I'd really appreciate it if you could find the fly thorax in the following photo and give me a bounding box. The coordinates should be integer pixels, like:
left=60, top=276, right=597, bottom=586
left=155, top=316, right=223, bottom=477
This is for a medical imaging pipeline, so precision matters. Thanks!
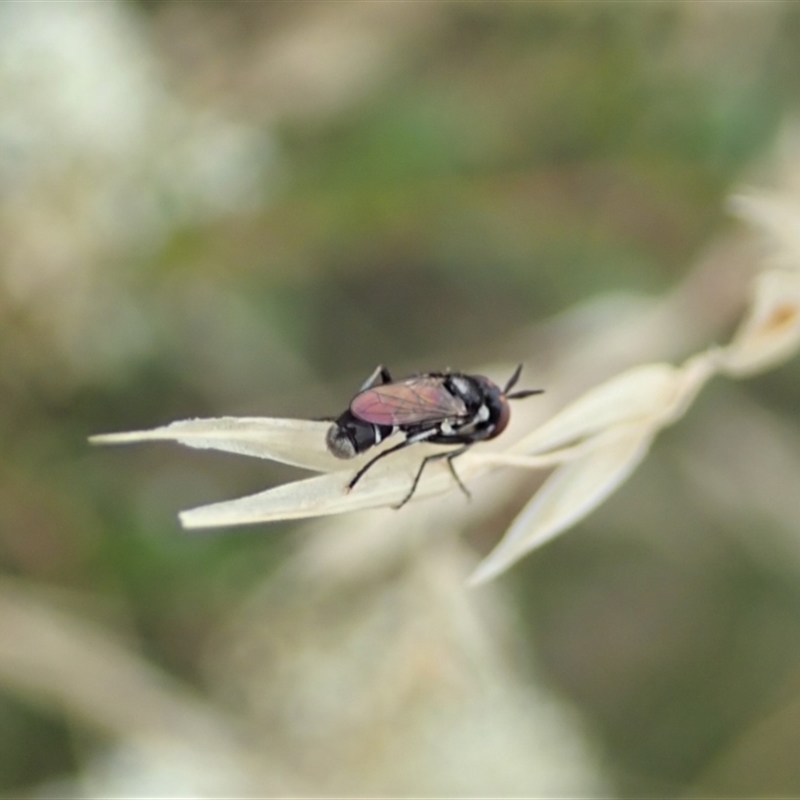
left=446, top=374, right=486, bottom=411
left=448, top=376, right=473, bottom=398
left=475, top=403, right=491, bottom=423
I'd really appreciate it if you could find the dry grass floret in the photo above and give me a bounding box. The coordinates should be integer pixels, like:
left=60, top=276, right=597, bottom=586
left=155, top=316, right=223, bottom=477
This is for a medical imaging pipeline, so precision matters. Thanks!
left=92, top=190, right=800, bottom=583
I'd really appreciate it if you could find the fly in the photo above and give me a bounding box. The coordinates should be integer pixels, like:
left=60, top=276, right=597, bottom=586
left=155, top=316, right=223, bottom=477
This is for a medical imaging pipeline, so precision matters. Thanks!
left=326, top=364, right=543, bottom=508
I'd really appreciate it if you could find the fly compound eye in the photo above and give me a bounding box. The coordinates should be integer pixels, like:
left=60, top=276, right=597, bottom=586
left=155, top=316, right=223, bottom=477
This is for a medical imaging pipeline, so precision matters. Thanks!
left=488, top=398, right=511, bottom=439
left=326, top=424, right=357, bottom=459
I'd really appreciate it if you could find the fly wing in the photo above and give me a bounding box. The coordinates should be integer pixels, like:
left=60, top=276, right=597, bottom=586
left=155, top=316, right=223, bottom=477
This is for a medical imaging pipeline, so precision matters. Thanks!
left=350, top=377, right=469, bottom=426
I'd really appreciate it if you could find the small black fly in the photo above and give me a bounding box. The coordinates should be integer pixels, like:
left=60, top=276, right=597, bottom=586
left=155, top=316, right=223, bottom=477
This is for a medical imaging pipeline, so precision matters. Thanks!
left=326, top=364, right=542, bottom=508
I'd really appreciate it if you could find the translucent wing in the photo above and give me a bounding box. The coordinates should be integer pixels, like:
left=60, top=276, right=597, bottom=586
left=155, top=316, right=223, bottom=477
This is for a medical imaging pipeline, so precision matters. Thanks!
left=350, top=377, right=469, bottom=426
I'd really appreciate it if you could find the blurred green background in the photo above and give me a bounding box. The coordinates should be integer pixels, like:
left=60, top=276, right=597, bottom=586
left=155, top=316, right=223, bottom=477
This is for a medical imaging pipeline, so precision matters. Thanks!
left=3, top=1, right=800, bottom=796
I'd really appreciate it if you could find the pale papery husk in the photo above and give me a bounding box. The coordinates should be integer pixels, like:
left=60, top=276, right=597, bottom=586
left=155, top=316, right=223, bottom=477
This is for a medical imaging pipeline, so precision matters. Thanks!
left=89, top=186, right=800, bottom=582
left=720, top=269, right=800, bottom=377
left=469, top=424, right=655, bottom=585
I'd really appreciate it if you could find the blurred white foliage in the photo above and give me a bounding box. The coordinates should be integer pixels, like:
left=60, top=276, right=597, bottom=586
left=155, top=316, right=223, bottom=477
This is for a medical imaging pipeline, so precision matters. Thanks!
left=75, top=738, right=260, bottom=800
left=0, top=580, right=304, bottom=798
left=0, top=1, right=271, bottom=380
left=205, top=527, right=608, bottom=797
left=153, top=1, right=446, bottom=124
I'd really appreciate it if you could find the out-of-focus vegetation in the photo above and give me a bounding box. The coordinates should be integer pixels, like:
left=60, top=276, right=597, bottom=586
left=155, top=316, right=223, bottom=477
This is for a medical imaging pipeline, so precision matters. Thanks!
left=3, top=2, right=800, bottom=796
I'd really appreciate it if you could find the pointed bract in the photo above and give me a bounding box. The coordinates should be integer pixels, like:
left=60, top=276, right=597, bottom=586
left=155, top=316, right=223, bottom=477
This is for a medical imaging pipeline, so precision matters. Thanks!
left=469, top=425, right=654, bottom=585
left=729, top=193, right=800, bottom=265
left=180, top=450, right=486, bottom=529
left=721, top=269, right=800, bottom=377
left=512, top=364, right=679, bottom=456
left=91, top=417, right=382, bottom=473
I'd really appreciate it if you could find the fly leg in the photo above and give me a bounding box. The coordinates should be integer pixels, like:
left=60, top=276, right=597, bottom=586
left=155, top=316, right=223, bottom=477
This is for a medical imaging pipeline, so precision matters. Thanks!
left=394, top=445, right=471, bottom=510
left=346, top=438, right=414, bottom=492
left=346, top=428, right=438, bottom=492
left=318, top=366, right=393, bottom=422
left=359, top=365, right=393, bottom=392
left=445, top=450, right=472, bottom=499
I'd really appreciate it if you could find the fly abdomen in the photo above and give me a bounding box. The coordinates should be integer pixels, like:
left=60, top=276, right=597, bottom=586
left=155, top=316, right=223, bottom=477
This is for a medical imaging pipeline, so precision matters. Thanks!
left=326, top=424, right=358, bottom=459
left=326, top=411, right=392, bottom=459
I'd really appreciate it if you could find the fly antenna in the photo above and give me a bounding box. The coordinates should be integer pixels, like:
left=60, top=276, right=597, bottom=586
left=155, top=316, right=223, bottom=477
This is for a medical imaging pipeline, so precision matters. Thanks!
left=503, top=364, right=524, bottom=394
left=503, top=364, right=543, bottom=398
left=507, top=388, right=544, bottom=400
